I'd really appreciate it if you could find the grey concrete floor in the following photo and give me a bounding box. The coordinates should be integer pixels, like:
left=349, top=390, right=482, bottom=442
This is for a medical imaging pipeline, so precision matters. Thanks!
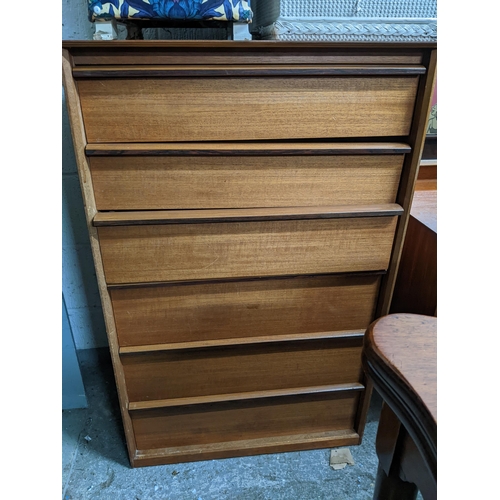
left=62, top=348, right=409, bottom=500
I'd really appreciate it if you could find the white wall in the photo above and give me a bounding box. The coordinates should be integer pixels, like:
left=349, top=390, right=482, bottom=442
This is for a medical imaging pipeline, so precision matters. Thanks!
left=62, top=0, right=106, bottom=349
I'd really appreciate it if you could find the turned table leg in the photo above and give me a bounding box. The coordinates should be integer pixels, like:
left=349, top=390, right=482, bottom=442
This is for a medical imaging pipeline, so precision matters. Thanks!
left=373, top=402, right=420, bottom=500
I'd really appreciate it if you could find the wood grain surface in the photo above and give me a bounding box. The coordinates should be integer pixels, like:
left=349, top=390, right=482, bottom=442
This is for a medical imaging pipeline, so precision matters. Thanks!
left=390, top=188, right=436, bottom=316
left=375, top=49, right=437, bottom=317
left=410, top=189, right=437, bottom=233
left=73, top=64, right=426, bottom=78
left=131, top=390, right=360, bottom=450
left=63, top=39, right=429, bottom=67
left=110, top=274, right=380, bottom=346
left=98, top=217, right=398, bottom=284
left=86, top=142, right=411, bottom=156
left=122, top=337, right=363, bottom=401
left=133, top=429, right=360, bottom=467
left=390, top=216, right=436, bottom=317
left=63, top=39, right=437, bottom=467
left=363, top=313, right=437, bottom=499
left=78, top=76, right=419, bottom=143
left=119, top=331, right=365, bottom=355
left=89, top=154, right=404, bottom=210
left=93, top=204, right=403, bottom=226
left=364, top=313, right=436, bottom=422
left=62, top=48, right=139, bottom=464
left=128, top=382, right=365, bottom=410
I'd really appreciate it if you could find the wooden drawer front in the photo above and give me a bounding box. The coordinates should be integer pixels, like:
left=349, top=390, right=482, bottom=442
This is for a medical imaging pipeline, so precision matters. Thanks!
left=98, top=217, right=398, bottom=284
left=78, top=77, right=418, bottom=143
left=111, top=275, right=380, bottom=347
left=132, top=391, right=360, bottom=450
left=90, top=154, right=404, bottom=211
left=122, top=338, right=362, bottom=401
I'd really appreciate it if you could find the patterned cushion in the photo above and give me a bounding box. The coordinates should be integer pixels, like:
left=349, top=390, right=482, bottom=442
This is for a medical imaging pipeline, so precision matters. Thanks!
left=89, top=0, right=253, bottom=22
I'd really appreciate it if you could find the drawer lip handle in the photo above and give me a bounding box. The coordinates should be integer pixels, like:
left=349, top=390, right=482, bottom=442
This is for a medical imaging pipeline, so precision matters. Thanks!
left=85, top=142, right=412, bottom=157
left=128, top=382, right=365, bottom=411
left=119, top=329, right=365, bottom=355
left=73, top=64, right=427, bottom=79
left=93, top=204, right=404, bottom=227
left=106, top=269, right=386, bottom=290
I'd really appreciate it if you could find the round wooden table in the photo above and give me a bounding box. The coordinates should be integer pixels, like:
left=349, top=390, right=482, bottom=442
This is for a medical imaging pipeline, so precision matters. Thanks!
left=362, top=313, right=437, bottom=500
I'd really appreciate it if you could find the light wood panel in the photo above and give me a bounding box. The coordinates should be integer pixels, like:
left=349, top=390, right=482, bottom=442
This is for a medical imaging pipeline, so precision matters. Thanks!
left=98, top=217, right=398, bottom=284
left=63, top=40, right=437, bottom=467
left=90, top=154, right=404, bottom=210
left=73, top=64, right=426, bottom=78
left=93, top=204, right=403, bottom=226
left=376, top=49, right=437, bottom=317
left=131, top=390, right=360, bottom=450
left=78, top=76, right=419, bottom=143
left=62, top=49, right=138, bottom=464
left=63, top=40, right=427, bottom=66
left=110, top=274, right=380, bottom=347
left=364, top=313, right=437, bottom=442
left=133, top=429, right=360, bottom=467
left=86, top=141, right=411, bottom=155
left=129, top=383, right=365, bottom=410
left=121, top=337, right=363, bottom=401
left=119, top=331, right=365, bottom=354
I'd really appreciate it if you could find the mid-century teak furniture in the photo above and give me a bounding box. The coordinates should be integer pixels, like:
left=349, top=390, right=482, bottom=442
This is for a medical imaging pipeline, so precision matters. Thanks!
left=390, top=160, right=437, bottom=316
left=62, top=40, right=437, bottom=467
left=363, top=313, right=437, bottom=500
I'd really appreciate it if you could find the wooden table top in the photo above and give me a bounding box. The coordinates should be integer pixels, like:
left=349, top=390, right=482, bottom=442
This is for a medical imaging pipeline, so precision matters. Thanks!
left=365, top=314, right=436, bottom=422
left=362, top=313, right=437, bottom=478
left=411, top=190, right=437, bottom=233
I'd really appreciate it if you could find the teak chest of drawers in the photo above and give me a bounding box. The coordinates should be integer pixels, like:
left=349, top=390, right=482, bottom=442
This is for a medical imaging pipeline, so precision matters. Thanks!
left=62, top=40, right=437, bottom=467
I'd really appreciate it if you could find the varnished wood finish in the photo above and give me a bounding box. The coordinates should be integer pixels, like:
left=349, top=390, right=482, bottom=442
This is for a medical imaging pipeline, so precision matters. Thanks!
left=78, top=76, right=419, bottom=143
left=128, top=383, right=365, bottom=410
left=375, top=49, right=437, bottom=317
left=93, top=205, right=403, bottom=226
left=110, top=274, right=380, bottom=347
left=73, top=64, right=426, bottom=78
left=120, top=331, right=366, bottom=355
left=364, top=314, right=437, bottom=431
left=134, top=429, right=360, bottom=467
left=86, top=142, right=411, bottom=156
left=62, top=49, right=138, bottom=464
left=63, top=40, right=437, bottom=467
left=418, top=160, right=437, bottom=179
left=363, top=313, right=437, bottom=499
left=391, top=185, right=436, bottom=316
left=89, top=155, right=404, bottom=211
left=107, top=270, right=384, bottom=290
left=63, top=40, right=429, bottom=67
left=122, top=337, right=363, bottom=402
left=131, top=390, right=360, bottom=454
left=98, top=217, right=398, bottom=284
left=416, top=160, right=437, bottom=190
left=409, top=190, right=436, bottom=232
left=390, top=220, right=436, bottom=316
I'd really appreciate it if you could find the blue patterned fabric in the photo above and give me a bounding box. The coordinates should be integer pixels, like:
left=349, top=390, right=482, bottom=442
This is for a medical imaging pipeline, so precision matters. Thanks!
left=89, top=0, right=253, bottom=22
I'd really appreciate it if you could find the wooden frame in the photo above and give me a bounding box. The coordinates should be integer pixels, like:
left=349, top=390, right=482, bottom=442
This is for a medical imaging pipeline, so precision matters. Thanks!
left=63, top=40, right=437, bottom=467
